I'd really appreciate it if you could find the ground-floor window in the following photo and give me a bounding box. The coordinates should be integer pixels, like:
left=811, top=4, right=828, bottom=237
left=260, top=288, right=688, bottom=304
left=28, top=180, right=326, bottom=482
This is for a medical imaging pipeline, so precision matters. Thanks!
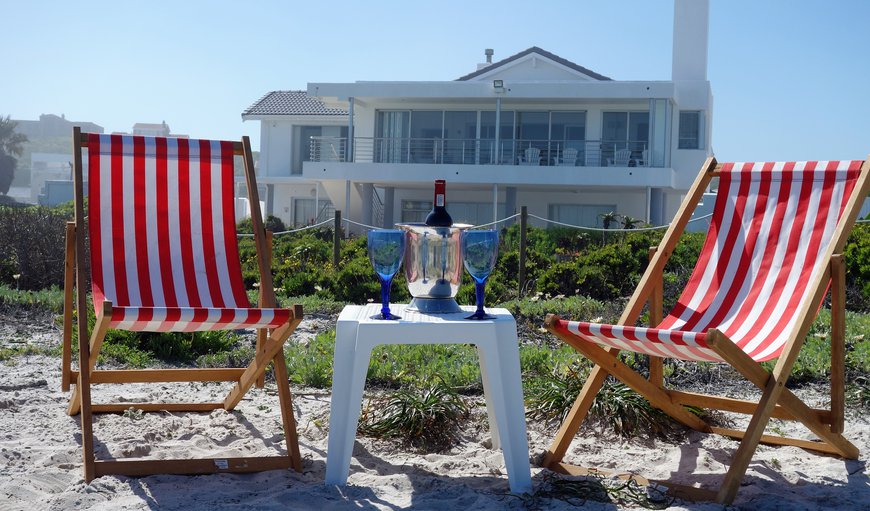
left=401, top=200, right=505, bottom=226
left=548, top=204, right=616, bottom=228
left=293, top=198, right=334, bottom=226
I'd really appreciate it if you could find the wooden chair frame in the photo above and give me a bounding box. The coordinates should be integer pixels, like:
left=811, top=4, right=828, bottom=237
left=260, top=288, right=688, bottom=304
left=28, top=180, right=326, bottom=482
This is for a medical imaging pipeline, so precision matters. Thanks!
left=62, top=127, right=303, bottom=482
left=542, top=156, right=870, bottom=504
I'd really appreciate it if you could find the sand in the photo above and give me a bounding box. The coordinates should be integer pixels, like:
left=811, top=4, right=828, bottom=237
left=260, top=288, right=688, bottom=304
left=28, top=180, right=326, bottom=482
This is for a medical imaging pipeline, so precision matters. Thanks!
left=1, top=311, right=868, bottom=510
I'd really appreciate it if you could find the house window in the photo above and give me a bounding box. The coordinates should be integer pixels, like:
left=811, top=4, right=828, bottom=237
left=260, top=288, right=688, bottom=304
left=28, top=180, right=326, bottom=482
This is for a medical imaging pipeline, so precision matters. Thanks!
left=602, top=111, right=648, bottom=162
left=448, top=202, right=505, bottom=226
left=401, top=200, right=505, bottom=225
left=678, top=111, right=704, bottom=149
left=293, top=198, right=334, bottom=226
left=401, top=200, right=432, bottom=223
left=548, top=204, right=617, bottom=228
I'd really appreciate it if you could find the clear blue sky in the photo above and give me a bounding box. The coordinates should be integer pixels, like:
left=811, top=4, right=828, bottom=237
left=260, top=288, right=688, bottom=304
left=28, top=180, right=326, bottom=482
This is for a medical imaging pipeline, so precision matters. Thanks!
left=4, top=0, right=869, bottom=162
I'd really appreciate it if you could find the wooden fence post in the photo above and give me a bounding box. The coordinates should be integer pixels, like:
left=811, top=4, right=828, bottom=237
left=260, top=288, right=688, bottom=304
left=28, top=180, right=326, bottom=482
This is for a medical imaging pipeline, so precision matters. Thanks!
left=333, top=210, right=342, bottom=267
left=519, top=206, right=527, bottom=296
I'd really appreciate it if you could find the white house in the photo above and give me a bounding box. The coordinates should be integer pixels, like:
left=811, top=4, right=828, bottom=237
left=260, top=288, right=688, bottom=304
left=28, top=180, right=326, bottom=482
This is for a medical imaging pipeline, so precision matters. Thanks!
left=242, top=0, right=712, bottom=231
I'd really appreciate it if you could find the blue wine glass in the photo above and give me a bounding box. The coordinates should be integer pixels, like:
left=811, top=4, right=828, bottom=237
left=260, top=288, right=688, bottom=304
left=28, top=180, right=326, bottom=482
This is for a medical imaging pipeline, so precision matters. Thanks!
left=368, top=229, right=406, bottom=320
left=461, top=230, right=499, bottom=320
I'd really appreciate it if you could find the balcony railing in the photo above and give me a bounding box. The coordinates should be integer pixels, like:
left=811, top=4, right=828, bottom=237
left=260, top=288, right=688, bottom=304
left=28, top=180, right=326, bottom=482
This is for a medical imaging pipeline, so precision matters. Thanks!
left=309, top=137, right=654, bottom=167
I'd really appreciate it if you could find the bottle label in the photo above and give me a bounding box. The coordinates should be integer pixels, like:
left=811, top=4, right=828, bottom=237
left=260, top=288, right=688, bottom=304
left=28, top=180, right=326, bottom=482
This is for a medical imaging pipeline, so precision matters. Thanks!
left=436, top=194, right=445, bottom=207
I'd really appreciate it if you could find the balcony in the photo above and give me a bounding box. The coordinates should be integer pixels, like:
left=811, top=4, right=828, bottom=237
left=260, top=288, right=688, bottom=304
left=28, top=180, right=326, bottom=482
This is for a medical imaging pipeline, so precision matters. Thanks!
left=309, top=136, right=656, bottom=168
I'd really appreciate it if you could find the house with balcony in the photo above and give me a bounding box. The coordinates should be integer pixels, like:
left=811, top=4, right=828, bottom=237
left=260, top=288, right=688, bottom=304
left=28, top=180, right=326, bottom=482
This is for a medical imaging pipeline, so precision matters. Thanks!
left=242, top=0, right=712, bottom=231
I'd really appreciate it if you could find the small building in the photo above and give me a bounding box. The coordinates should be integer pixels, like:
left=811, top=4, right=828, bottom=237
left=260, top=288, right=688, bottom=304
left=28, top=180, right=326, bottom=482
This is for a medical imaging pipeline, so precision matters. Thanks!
left=13, top=113, right=103, bottom=139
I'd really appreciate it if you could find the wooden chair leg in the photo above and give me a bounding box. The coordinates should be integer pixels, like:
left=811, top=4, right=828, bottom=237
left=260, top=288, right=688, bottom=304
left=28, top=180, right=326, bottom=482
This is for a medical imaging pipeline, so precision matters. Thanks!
left=648, top=246, right=664, bottom=388
left=62, top=222, right=76, bottom=392
left=68, top=307, right=112, bottom=416
left=255, top=230, right=275, bottom=389
left=75, top=318, right=97, bottom=482
left=255, top=328, right=268, bottom=389
left=272, top=349, right=302, bottom=471
left=542, top=365, right=608, bottom=467
left=830, top=255, right=845, bottom=434
left=707, top=328, right=858, bottom=504
left=224, top=306, right=303, bottom=410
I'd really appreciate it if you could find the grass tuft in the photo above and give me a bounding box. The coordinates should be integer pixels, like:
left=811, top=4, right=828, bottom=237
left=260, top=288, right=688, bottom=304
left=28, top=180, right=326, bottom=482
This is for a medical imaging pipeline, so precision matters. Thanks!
left=526, top=369, right=678, bottom=439
left=358, top=378, right=470, bottom=451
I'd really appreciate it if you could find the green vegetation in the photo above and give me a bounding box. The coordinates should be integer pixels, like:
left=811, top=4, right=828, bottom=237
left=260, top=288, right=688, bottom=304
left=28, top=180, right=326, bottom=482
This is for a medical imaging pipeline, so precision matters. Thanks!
left=358, top=378, right=470, bottom=451
left=0, top=116, right=28, bottom=195
left=3, top=202, right=870, bottom=448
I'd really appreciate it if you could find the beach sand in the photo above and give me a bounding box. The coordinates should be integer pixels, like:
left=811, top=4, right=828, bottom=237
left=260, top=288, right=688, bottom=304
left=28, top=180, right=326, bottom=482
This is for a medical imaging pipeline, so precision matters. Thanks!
left=1, top=312, right=868, bottom=510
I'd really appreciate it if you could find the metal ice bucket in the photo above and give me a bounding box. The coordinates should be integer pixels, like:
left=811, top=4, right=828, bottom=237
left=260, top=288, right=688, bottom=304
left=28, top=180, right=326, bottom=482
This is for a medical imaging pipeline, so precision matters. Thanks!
left=397, top=223, right=469, bottom=313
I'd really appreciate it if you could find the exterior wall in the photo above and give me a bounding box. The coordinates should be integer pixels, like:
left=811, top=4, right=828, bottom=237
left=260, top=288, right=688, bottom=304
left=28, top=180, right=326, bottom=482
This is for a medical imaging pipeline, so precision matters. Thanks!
left=260, top=121, right=294, bottom=177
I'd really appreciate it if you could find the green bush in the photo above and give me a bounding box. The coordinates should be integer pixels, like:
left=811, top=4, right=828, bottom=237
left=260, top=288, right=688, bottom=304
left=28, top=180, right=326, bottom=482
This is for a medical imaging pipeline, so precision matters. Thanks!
left=844, top=223, right=870, bottom=311
left=358, top=378, right=470, bottom=451
left=0, top=206, right=72, bottom=290
left=236, top=214, right=287, bottom=234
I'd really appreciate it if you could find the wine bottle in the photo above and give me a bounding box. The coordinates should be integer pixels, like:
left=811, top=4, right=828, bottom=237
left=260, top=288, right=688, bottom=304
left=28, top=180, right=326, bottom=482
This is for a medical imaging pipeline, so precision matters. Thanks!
left=424, top=179, right=453, bottom=227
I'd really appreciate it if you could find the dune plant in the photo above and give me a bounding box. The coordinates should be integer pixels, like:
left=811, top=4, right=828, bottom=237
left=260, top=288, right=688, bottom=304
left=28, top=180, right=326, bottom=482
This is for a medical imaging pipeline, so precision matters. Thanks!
left=526, top=369, right=677, bottom=438
left=358, top=378, right=469, bottom=451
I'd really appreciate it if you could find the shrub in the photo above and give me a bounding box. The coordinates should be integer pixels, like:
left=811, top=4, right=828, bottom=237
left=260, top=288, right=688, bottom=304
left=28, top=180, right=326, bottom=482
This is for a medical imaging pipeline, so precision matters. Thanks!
left=526, top=370, right=678, bottom=439
left=358, top=378, right=470, bottom=451
left=0, top=206, right=72, bottom=290
left=236, top=214, right=286, bottom=234
left=844, top=223, right=870, bottom=311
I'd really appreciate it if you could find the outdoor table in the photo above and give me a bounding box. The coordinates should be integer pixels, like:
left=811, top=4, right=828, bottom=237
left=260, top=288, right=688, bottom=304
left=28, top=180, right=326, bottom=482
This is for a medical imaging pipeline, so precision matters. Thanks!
left=325, top=303, right=532, bottom=494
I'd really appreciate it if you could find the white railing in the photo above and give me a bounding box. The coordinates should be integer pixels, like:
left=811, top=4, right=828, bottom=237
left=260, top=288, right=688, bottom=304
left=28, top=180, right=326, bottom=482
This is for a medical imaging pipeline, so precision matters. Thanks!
left=309, top=136, right=653, bottom=168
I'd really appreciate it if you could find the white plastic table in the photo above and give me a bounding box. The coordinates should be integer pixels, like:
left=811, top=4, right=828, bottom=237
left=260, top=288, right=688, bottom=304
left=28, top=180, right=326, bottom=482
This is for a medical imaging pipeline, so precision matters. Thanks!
left=325, top=303, right=532, bottom=494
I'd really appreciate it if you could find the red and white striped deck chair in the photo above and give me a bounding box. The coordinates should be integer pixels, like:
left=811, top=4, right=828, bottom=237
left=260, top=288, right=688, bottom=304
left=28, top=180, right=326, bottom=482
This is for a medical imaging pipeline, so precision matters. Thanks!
left=62, top=127, right=303, bottom=482
left=542, top=157, right=870, bottom=504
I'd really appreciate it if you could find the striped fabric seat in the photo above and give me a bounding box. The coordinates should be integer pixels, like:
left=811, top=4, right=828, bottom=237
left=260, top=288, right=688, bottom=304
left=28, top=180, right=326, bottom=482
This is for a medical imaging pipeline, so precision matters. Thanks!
left=551, top=160, right=864, bottom=362
left=87, top=133, right=292, bottom=332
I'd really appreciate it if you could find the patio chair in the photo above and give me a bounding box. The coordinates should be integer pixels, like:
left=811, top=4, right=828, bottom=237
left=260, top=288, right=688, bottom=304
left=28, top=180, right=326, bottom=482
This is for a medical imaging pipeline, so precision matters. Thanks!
left=62, top=127, right=304, bottom=482
left=519, top=146, right=541, bottom=166
left=554, top=147, right=578, bottom=166
left=607, top=147, right=631, bottom=166
left=541, top=157, right=870, bottom=504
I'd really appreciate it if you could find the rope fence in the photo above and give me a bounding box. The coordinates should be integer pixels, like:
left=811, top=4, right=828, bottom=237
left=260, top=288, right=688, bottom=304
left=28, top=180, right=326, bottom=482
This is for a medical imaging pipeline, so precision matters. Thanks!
left=237, top=218, right=333, bottom=237
left=527, top=213, right=714, bottom=232
left=235, top=206, right=869, bottom=296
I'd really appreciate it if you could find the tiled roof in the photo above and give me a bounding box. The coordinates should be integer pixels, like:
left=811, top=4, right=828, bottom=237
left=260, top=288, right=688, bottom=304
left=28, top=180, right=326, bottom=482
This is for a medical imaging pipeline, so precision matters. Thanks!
left=242, top=91, right=348, bottom=117
left=456, top=46, right=612, bottom=82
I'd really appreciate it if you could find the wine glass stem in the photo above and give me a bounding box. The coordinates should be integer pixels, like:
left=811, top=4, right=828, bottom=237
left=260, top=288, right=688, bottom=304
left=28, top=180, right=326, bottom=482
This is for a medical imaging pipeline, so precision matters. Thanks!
left=475, top=280, right=486, bottom=315
left=380, top=278, right=392, bottom=318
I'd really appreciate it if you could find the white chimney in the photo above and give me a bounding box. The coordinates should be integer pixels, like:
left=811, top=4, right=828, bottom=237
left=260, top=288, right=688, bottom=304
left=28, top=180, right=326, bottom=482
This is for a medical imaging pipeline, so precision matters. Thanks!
left=672, top=0, right=709, bottom=81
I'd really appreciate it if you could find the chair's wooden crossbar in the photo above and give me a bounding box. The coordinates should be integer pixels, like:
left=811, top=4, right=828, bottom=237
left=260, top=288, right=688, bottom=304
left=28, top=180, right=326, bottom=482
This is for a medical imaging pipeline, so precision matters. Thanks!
left=706, top=329, right=859, bottom=460
left=71, top=368, right=247, bottom=384
left=65, top=127, right=304, bottom=481
left=669, top=390, right=831, bottom=422
left=92, top=403, right=226, bottom=413
left=92, top=456, right=293, bottom=478
left=708, top=427, right=843, bottom=455
left=543, top=156, right=870, bottom=505
left=76, top=131, right=245, bottom=154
